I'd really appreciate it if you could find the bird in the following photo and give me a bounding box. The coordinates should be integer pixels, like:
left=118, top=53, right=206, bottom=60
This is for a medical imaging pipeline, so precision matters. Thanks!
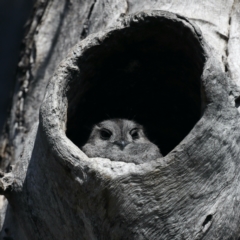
left=81, top=119, right=162, bottom=164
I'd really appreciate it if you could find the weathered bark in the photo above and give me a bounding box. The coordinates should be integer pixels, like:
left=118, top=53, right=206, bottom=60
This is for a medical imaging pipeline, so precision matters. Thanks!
left=1, top=0, right=240, bottom=239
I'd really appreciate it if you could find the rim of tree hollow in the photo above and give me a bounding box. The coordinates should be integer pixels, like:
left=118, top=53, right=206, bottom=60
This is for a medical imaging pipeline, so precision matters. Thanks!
left=40, top=10, right=228, bottom=173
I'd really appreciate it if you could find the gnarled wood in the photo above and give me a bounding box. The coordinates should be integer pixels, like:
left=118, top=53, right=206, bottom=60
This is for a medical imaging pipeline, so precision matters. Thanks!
left=1, top=11, right=240, bottom=239
left=1, top=1, right=240, bottom=239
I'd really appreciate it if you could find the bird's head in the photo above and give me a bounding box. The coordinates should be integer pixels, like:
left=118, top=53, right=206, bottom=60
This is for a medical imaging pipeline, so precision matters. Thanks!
left=88, top=119, right=148, bottom=150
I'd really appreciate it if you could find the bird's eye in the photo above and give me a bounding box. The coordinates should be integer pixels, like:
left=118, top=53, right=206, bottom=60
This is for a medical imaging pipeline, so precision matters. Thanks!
left=130, top=128, right=139, bottom=140
left=100, top=129, right=112, bottom=140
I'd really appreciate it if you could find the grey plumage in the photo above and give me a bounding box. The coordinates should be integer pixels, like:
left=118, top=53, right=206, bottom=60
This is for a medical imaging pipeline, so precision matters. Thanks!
left=81, top=119, right=162, bottom=164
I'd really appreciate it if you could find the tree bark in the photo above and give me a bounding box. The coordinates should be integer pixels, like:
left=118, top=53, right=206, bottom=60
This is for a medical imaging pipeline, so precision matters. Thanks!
left=1, top=0, right=240, bottom=239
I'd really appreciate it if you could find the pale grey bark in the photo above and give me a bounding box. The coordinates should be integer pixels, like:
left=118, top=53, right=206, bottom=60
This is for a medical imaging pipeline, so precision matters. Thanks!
left=0, top=0, right=240, bottom=239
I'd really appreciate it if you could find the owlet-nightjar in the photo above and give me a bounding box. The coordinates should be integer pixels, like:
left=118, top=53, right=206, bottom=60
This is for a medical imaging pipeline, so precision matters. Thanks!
left=81, top=119, right=162, bottom=164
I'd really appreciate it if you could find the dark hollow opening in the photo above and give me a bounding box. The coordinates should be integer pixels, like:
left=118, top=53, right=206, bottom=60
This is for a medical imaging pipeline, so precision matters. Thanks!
left=202, top=215, right=213, bottom=227
left=66, top=17, right=205, bottom=156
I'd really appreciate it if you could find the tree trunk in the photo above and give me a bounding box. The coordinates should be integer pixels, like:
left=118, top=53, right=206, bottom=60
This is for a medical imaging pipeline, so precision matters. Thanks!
left=1, top=0, right=240, bottom=239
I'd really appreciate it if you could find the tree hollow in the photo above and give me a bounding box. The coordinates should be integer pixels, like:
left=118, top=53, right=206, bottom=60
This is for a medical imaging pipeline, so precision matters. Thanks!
left=66, top=12, right=205, bottom=155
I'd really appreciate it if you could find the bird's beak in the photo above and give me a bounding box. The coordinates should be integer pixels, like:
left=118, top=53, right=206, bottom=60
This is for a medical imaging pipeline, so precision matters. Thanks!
left=114, top=140, right=129, bottom=150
